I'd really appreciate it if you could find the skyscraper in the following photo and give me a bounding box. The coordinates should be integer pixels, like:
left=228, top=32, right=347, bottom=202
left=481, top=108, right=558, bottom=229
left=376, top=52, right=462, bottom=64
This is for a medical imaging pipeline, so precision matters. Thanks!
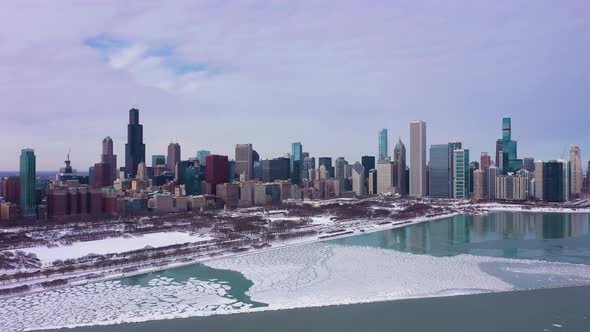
left=410, top=121, right=427, bottom=197
left=570, top=145, right=582, bottom=195
left=235, top=144, right=254, bottom=181
left=393, top=138, right=407, bottom=195
left=334, top=157, right=347, bottom=180
left=377, top=160, right=394, bottom=194
left=378, top=129, right=388, bottom=161
left=101, top=137, right=117, bottom=185
left=452, top=149, right=470, bottom=199
left=473, top=169, right=485, bottom=200
left=523, top=157, right=535, bottom=172
left=495, top=139, right=503, bottom=168
left=480, top=152, right=492, bottom=170
left=352, top=162, right=366, bottom=196
left=429, top=144, right=451, bottom=198
left=152, top=155, right=166, bottom=168
left=487, top=165, right=500, bottom=199
left=361, top=156, right=375, bottom=189
left=20, top=149, right=36, bottom=218
left=196, top=150, right=211, bottom=165
left=500, top=117, right=523, bottom=174
left=290, top=142, right=303, bottom=185
left=167, top=142, right=181, bottom=173
left=125, top=108, right=146, bottom=179
left=318, top=157, right=334, bottom=178
left=205, top=155, right=229, bottom=195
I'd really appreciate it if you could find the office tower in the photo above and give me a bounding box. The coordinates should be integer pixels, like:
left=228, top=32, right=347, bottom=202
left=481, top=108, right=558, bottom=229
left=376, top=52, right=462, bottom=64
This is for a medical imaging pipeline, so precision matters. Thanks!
left=290, top=142, right=303, bottom=185
left=125, top=108, right=146, bottom=179
left=500, top=117, right=523, bottom=174
left=368, top=169, right=377, bottom=195
left=152, top=155, right=166, bottom=168
left=452, top=149, right=470, bottom=199
left=487, top=166, right=500, bottom=199
left=205, top=155, right=229, bottom=195
left=20, top=149, right=37, bottom=218
left=429, top=144, right=451, bottom=198
left=410, top=121, right=427, bottom=197
left=137, top=162, right=147, bottom=182
left=542, top=160, right=570, bottom=202
left=167, top=142, right=181, bottom=173
left=175, top=160, right=192, bottom=185
left=523, top=157, right=535, bottom=172
left=469, top=161, right=479, bottom=194
left=377, top=160, right=394, bottom=194
left=473, top=169, right=485, bottom=200
left=495, top=139, right=503, bottom=168
left=196, top=150, right=211, bottom=165
left=227, top=160, right=236, bottom=182
left=253, top=150, right=260, bottom=162
left=261, top=158, right=291, bottom=183
left=361, top=156, right=375, bottom=181
left=93, top=162, right=110, bottom=189
left=2, top=176, right=20, bottom=205
left=235, top=144, right=254, bottom=181
left=570, top=145, right=583, bottom=195
left=334, top=157, right=347, bottom=180
left=318, top=157, right=334, bottom=178
left=480, top=152, right=492, bottom=170
left=534, top=160, right=544, bottom=200
left=303, top=156, right=315, bottom=179
left=184, top=166, right=200, bottom=196
left=378, top=129, right=388, bottom=161
left=393, top=138, right=407, bottom=195
left=352, top=162, right=366, bottom=196
left=101, top=136, right=117, bottom=186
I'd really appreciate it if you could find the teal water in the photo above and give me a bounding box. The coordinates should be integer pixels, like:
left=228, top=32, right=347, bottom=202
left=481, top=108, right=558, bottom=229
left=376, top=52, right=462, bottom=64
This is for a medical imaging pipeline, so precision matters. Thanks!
left=120, top=264, right=268, bottom=308
left=330, top=212, right=590, bottom=264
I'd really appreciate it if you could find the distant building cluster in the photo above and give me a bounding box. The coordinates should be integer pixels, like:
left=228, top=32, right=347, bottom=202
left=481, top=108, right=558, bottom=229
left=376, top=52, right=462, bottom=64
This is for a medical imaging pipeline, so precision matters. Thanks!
left=0, top=110, right=585, bottom=224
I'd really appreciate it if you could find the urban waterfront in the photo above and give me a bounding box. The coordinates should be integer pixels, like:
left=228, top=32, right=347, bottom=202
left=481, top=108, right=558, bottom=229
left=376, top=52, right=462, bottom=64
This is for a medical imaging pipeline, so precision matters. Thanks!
left=11, top=211, right=590, bottom=331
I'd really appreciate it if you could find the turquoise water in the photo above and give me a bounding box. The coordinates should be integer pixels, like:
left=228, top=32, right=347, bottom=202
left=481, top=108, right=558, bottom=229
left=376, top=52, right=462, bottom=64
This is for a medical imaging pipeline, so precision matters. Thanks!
left=330, top=212, right=590, bottom=264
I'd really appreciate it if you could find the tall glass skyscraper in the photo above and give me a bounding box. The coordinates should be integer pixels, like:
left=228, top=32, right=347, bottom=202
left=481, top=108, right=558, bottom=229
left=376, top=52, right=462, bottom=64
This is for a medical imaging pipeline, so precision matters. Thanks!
left=501, top=117, right=523, bottom=174
left=125, top=108, right=146, bottom=179
left=453, top=149, right=470, bottom=199
left=20, top=149, right=37, bottom=218
left=290, top=142, right=303, bottom=185
left=378, top=129, right=388, bottom=161
left=429, top=144, right=451, bottom=198
left=196, top=150, right=211, bottom=166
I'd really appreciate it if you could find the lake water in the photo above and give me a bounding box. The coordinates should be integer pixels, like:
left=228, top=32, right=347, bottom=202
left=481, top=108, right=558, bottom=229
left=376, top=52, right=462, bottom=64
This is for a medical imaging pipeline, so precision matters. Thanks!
left=16, top=212, right=590, bottom=331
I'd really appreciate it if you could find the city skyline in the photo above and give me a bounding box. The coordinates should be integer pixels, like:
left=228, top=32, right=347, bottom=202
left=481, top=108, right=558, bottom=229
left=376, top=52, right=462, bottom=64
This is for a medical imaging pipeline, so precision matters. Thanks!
left=1, top=1, right=590, bottom=170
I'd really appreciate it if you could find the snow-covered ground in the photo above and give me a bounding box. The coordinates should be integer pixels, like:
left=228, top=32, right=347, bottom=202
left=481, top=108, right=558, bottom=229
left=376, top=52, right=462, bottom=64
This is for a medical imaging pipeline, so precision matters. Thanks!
left=22, top=232, right=213, bottom=265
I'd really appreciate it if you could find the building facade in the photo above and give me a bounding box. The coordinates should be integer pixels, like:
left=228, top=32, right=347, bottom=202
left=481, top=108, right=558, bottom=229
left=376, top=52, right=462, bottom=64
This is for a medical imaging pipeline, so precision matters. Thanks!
left=20, top=149, right=37, bottom=218
left=452, top=149, right=470, bottom=199
left=378, top=128, right=388, bottom=161
left=429, top=144, right=451, bottom=198
left=125, top=108, right=146, bottom=179
left=410, top=121, right=427, bottom=197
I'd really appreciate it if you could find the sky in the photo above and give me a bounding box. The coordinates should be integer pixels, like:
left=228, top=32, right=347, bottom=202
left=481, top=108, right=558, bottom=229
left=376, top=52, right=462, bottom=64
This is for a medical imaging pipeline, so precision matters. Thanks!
left=1, top=0, right=589, bottom=171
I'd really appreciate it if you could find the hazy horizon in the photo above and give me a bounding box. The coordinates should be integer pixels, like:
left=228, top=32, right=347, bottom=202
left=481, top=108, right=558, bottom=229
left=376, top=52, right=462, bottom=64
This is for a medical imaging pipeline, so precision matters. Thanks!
left=1, top=1, right=589, bottom=170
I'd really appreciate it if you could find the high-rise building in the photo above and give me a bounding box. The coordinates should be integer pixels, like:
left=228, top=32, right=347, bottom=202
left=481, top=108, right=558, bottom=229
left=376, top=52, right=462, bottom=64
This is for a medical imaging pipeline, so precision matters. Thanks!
left=570, top=145, right=583, bottom=195
left=487, top=166, right=500, bottom=199
left=541, top=160, right=571, bottom=202
left=410, top=121, right=427, bottom=197
left=167, top=143, right=181, bottom=173
left=473, top=169, right=485, bottom=200
left=377, top=160, right=394, bottom=194
left=290, top=142, right=303, bottom=185
left=352, top=162, right=366, bottom=196
left=452, top=149, right=470, bottom=199
left=469, top=161, right=479, bottom=194
left=137, top=162, right=147, bottom=182
left=2, top=176, right=20, bottom=205
left=393, top=138, right=407, bottom=195
left=205, top=155, right=229, bottom=195
left=101, top=137, right=117, bottom=186
left=125, top=108, right=146, bottom=179
left=429, top=144, right=451, bottom=198
left=368, top=169, right=377, bottom=195
left=152, top=155, right=166, bottom=168
left=303, top=156, right=316, bottom=179
left=260, top=158, right=290, bottom=183
left=361, top=156, right=375, bottom=181
left=334, top=157, right=347, bottom=180
left=378, top=129, right=388, bottom=161
left=495, top=139, right=503, bottom=168
left=20, top=149, right=37, bottom=218
left=318, top=157, right=334, bottom=178
left=523, top=157, right=535, bottom=172
left=480, top=152, right=492, bottom=170
left=235, top=144, right=254, bottom=181
left=500, top=117, right=523, bottom=174
left=196, top=150, right=210, bottom=166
